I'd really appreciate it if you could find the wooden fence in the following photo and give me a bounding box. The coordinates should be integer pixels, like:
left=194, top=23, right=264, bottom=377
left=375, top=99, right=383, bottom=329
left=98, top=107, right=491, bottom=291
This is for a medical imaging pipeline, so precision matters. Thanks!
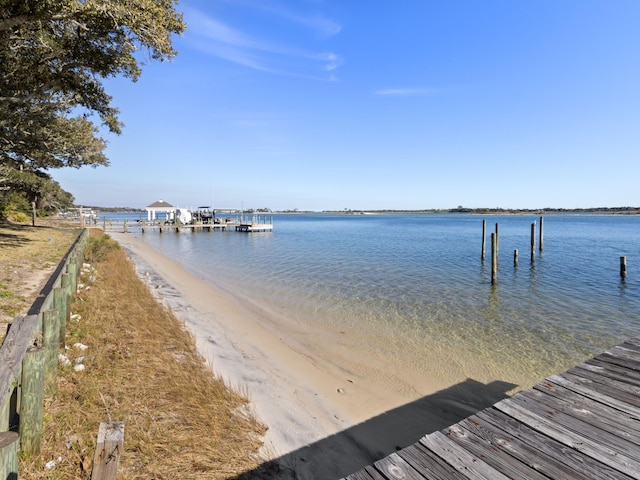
left=0, top=229, right=88, bottom=478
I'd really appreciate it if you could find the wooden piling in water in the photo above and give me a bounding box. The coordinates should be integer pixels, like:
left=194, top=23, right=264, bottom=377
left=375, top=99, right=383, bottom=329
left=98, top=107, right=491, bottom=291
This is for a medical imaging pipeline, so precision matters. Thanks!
left=621, top=256, right=627, bottom=278
left=495, top=223, right=499, bottom=255
left=481, top=220, right=486, bottom=261
left=530, top=222, right=536, bottom=263
left=491, top=233, right=497, bottom=285
left=539, top=216, right=544, bottom=251
left=514, top=249, right=518, bottom=267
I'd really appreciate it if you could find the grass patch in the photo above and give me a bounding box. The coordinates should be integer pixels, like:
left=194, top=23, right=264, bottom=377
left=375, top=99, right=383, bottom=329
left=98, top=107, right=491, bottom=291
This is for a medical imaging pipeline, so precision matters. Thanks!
left=19, top=229, right=268, bottom=479
left=83, top=233, right=119, bottom=263
left=0, top=219, right=81, bottom=334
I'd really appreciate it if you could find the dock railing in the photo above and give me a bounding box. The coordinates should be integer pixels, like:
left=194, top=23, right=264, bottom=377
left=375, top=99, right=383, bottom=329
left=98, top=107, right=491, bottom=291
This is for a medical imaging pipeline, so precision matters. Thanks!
left=0, top=229, right=88, bottom=478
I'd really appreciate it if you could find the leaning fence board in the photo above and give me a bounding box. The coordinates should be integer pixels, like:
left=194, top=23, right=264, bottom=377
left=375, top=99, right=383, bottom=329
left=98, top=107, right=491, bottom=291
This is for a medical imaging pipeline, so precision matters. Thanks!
left=0, top=315, right=38, bottom=400
left=91, top=421, right=125, bottom=480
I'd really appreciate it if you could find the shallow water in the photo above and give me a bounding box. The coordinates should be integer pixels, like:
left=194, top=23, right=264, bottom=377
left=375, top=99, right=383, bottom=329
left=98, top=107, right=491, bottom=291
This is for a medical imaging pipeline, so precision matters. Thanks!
left=112, top=212, right=640, bottom=395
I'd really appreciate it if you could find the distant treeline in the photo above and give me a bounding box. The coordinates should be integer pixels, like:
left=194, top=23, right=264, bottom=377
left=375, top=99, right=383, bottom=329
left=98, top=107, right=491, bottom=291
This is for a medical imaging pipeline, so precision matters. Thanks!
left=325, top=207, right=640, bottom=215
left=79, top=206, right=640, bottom=215
left=77, top=206, right=144, bottom=213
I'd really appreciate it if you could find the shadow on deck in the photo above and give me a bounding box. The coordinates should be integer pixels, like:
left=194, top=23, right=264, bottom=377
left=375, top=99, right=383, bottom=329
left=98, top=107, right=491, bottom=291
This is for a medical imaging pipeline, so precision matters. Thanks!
left=230, top=378, right=517, bottom=480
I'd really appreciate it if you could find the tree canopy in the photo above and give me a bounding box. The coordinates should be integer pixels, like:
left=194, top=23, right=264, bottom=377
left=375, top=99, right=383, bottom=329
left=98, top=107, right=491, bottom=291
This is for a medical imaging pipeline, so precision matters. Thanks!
left=0, top=0, right=185, bottom=214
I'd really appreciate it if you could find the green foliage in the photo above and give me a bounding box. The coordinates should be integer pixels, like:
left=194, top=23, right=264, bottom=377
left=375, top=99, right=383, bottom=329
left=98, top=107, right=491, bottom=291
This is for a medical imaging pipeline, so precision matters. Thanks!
left=0, top=0, right=185, bottom=199
left=0, top=285, right=14, bottom=298
left=0, top=191, right=29, bottom=219
left=10, top=211, right=29, bottom=223
left=84, top=234, right=119, bottom=263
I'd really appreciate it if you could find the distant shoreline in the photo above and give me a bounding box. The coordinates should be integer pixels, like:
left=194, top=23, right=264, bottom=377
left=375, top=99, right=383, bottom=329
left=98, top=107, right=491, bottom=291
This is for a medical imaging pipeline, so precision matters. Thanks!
left=75, top=206, right=640, bottom=215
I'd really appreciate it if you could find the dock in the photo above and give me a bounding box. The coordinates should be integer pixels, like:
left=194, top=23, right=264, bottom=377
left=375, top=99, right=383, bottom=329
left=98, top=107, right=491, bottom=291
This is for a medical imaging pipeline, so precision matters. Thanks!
left=100, top=214, right=273, bottom=234
left=343, top=336, right=640, bottom=480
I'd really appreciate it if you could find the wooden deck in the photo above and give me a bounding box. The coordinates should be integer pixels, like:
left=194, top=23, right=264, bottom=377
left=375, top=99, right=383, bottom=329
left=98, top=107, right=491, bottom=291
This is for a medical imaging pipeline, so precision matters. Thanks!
left=342, top=336, right=640, bottom=480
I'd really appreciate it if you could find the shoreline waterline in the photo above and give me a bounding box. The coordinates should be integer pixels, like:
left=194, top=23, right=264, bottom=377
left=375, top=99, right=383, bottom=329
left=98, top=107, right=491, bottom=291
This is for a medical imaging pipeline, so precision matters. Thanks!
left=109, top=230, right=534, bottom=477
left=105, top=212, right=640, bottom=478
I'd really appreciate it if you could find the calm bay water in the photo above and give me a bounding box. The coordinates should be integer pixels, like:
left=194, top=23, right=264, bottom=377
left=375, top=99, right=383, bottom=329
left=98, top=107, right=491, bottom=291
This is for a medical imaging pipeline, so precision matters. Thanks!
left=112, top=213, right=640, bottom=393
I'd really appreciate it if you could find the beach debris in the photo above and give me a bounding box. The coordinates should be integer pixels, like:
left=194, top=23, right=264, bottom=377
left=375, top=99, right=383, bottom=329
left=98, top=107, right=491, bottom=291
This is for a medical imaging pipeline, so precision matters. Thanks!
left=58, top=354, right=71, bottom=366
left=337, top=388, right=345, bottom=394
left=44, top=457, right=62, bottom=470
left=70, top=313, right=81, bottom=322
left=81, top=263, right=98, bottom=283
left=73, top=342, right=88, bottom=351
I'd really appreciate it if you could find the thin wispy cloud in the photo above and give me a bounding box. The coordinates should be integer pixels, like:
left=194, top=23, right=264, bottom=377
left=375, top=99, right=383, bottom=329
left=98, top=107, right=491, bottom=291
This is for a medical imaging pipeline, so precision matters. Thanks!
left=183, top=4, right=343, bottom=78
left=375, top=88, right=440, bottom=97
left=240, top=0, right=342, bottom=37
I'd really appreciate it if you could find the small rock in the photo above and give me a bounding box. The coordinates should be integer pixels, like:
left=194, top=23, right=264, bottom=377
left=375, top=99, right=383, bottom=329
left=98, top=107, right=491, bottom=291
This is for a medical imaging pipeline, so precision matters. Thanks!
left=58, top=354, right=71, bottom=366
left=74, top=364, right=85, bottom=372
left=73, top=342, right=88, bottom=351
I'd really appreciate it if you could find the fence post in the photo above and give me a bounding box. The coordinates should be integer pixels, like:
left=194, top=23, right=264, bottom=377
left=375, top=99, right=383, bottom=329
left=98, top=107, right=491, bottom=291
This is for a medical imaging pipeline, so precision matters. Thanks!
left=60, top=274, right=72, bottom=345
left=54, top=287, right=68, bottom=350
left=91, top=422, right=125, bottom=480
left=0, top=431, right=19, bottom=480
left=42, top=310, right=60, bottom=393
left=67, top=262, right=78, bottom=302
left=20, top=346, right=45, bottom=456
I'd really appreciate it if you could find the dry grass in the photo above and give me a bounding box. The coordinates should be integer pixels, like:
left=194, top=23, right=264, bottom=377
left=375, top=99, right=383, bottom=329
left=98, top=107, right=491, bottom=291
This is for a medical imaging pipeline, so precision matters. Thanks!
left=18, top=229, right=269, bottom=479
left=0, top=219, right=81, bottom=331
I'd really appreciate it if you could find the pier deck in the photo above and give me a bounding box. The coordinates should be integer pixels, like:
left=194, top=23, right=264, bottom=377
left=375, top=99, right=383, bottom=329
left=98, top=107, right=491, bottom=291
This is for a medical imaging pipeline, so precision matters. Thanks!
left=343, top=336, right=640, bottom=480
left=100, top=220, right=273, bottom=234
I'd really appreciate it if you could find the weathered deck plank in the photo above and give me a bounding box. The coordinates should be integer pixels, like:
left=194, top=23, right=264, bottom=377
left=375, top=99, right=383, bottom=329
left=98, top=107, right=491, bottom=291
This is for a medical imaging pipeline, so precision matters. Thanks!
left=342, top=336, right=640, bottom=480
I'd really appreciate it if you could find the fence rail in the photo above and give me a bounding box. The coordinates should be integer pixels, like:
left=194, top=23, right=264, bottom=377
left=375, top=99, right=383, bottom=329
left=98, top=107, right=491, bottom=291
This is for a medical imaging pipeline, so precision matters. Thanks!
left=0, top=229, right=89, bottom=479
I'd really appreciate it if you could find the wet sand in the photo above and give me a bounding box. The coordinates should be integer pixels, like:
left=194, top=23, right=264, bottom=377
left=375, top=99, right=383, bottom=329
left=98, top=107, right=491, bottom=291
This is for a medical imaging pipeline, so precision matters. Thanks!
left=110, top=232, right=514, bottom=478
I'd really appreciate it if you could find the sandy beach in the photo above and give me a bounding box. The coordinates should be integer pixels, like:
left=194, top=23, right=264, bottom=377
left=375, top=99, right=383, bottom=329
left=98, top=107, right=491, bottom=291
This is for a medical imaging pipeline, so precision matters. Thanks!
left=110, top=231, right=515, bottom=479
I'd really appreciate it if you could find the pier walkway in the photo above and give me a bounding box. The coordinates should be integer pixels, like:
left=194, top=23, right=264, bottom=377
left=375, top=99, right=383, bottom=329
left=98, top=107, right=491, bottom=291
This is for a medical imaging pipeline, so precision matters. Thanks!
left=99, top=214, right=273, bottom=234
left=343, top=336, right=640, bottom=480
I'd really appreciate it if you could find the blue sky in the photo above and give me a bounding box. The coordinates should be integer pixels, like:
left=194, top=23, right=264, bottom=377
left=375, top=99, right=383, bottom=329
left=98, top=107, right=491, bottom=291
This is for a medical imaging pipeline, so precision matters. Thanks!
left=54, top=0, right=640, bottom=211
